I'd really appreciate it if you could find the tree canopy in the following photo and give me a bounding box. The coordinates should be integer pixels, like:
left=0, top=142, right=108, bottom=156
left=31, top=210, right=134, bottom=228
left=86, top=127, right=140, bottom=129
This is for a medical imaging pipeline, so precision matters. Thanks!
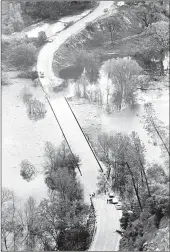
left=103, top=57, right=142, bottom=110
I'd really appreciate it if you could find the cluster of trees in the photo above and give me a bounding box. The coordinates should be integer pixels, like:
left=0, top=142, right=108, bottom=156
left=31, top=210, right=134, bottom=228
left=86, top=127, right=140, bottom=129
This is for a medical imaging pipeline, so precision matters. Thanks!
left=21, top=1, right=96, bottom=20
left=96, top=129, right=169, bottom=251
left=3, top=30, right=49, bottom=70
left=96, top=102, right=169, bottom=208
left=131, top=20, right=169, bottom=75
left=2, top=2, right=24, bottom=35
left=103, top=57, right=142, bottom=110
left=116, top=1, right=169, bottom=75
left=74, top=57, right=142, bottom=112
left=2, top=1, right=97, bottom=35
left=2, top=141, right=90, bottom=251
left=119, top=194, right=169, bottom=251
left=94, top=95, right=169, bottom=251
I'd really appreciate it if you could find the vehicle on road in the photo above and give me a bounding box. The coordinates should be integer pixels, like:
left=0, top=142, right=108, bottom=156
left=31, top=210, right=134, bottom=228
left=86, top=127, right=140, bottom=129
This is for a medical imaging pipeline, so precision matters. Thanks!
left=47, top=38, right=53, bottom=43
left=104, top=8, right=108, bottom=13
left=112, top=197, right=118, bottom=204
left=39, top=71, right=44, bottom=78
left=116, top=203, right=122, bottom=210
left=108, top=192, right=114, bottom=198
left=107, top=198, right=113, bottom=204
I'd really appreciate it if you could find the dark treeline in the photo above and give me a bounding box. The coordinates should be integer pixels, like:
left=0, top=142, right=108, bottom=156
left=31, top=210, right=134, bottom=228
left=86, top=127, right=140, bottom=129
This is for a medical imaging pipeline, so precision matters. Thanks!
left=21, top=1, right=97, bottom=21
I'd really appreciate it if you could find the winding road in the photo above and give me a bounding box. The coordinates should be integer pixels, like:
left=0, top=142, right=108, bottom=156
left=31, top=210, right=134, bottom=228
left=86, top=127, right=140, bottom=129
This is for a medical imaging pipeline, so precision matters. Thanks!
left=37, top=2, right=122, bottom=250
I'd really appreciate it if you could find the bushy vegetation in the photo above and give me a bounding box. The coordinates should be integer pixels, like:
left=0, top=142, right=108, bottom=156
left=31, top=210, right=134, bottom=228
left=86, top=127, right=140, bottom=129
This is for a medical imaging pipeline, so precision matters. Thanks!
left=9, top=43, right=37, bottom=69
left=119, top=195, right=169, bottom=251
left=37, top=31, right=47, bottom=46
left=2, top=1, right=97, bottom=34
left=20, top=160, right=36, bottom=182
left=17, top=70, right=38, bottom=80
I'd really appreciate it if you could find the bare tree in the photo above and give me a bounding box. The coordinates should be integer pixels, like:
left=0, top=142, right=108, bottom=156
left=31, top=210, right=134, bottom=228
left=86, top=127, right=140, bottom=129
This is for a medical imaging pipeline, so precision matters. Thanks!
left=24, top=197, right=37, bottom=251
left=1, top=189, right=24, bottom=251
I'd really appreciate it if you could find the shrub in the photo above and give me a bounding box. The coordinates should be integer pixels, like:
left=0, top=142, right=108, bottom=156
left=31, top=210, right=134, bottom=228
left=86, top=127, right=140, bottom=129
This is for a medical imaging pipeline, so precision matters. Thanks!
left=17, top=70, right=38, bottom=80
left=37, top=31, right=47, bottom=46
left=120, top=211, right=131, bottom=230
left=85, top=22, right=95, bottom=32
left=64, top=21, right=74, bottom=29
left=32, top=78, right=40, bottom=87
left=9, top=43, right=37, bottom=69
left=20, top=159, right=36, bottom=182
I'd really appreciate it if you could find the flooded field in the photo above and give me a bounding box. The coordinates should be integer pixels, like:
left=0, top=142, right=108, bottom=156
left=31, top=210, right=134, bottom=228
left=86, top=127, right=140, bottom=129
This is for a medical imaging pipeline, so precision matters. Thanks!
left=69, top=87, right=169, bottom=167
left=2, top=76, right=63, bottom=202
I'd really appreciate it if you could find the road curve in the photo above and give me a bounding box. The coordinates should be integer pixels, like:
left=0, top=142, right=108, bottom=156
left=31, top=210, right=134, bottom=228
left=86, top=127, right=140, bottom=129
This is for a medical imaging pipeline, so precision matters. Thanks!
left=37, top=2, right=122, bottom=250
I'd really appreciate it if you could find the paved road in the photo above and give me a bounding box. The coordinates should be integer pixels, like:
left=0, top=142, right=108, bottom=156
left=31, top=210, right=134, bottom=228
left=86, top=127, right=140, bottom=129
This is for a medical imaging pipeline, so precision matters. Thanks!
left=37, top=1, right=115, bottom=93
left=90, top=195, right=122, bottom=251
left=37, top=2, right=122, bottom=250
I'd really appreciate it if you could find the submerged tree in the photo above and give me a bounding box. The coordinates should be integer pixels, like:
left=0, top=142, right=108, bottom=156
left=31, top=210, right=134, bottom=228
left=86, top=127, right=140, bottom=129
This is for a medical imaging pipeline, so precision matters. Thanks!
left=74, top=50, right=101, bottom=84
left=27, top=98, right=47, bottom=121
left=20, top=159, right=36, bottom=182
left=103, top=57, right=142, bottom=110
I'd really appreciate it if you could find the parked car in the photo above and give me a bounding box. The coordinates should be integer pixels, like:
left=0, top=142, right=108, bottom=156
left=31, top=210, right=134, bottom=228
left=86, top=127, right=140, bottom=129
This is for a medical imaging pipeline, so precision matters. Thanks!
left=112, top=197, right=118, bottom=204
left=116, top=202, right=122, bottom=210
left=107, top=198, right=113, bottom=204
left=47, top=38, right=53, bottom=43
left=108, top=192, right=114, bottom=198
left=39, top=71, right=44, bottom=78
left=103, top=8, right=108, bottom=13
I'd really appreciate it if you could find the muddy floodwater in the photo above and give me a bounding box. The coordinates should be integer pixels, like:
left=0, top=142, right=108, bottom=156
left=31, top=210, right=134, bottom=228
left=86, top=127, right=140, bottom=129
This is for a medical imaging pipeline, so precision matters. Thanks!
left=2, top=74, right=169, bottom=203
left=2, top=78, right=63, bottom=203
